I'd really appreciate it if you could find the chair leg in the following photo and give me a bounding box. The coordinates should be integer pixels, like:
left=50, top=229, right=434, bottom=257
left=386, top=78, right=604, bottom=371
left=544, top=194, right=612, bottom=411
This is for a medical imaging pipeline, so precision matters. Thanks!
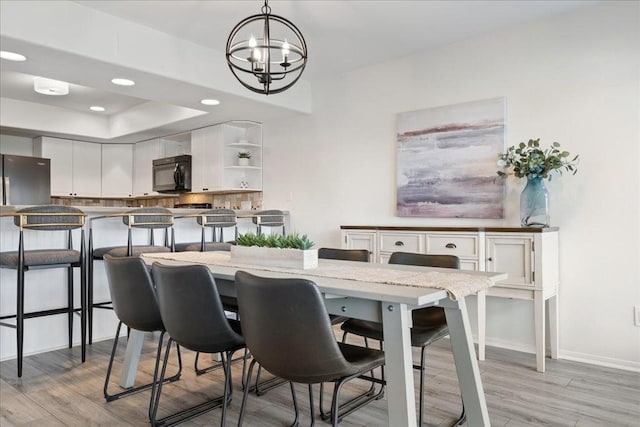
left=104, top=329, right=182, bottom=403
left=418, top=345, right=427, bottom=427
left=289, top=381, right=299, bottom=427
left=16, top=266, right=25, bottom=378
left=67, top=265, right=73, bottom=349
left=255, top=364, right=288, bottom=395
left=238, top=358, right=258, bottom=426
left=88, top=256, right=94, bottom=345
left=308, top=384, right=315, bottom=427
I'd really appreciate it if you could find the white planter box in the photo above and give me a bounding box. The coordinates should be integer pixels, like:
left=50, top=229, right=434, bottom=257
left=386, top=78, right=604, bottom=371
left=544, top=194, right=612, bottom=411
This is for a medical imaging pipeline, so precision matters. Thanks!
left=230, top=246, right=318, bottom=270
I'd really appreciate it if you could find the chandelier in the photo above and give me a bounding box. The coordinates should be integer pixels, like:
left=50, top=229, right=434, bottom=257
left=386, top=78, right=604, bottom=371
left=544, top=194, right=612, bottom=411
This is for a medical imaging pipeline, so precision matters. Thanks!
left=226, top=0, right=307, bottom=95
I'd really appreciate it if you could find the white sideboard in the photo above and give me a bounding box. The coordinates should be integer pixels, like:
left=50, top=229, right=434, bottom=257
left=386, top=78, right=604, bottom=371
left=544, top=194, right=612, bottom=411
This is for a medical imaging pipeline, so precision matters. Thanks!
left=341, top=225, right=559, bottom=372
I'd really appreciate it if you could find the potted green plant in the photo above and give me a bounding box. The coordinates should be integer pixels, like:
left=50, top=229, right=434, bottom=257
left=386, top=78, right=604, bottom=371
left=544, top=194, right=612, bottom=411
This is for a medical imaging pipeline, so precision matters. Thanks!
left=237, top=151, right=251, bottom=166
left=497, top=138, right=579, bottom=227
left=231, top=232, right=317, bottom=269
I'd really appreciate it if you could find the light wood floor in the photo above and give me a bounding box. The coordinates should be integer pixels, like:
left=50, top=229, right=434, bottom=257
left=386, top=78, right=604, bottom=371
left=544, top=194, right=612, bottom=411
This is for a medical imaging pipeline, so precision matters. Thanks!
left=1, top=333, right=639, bottom=427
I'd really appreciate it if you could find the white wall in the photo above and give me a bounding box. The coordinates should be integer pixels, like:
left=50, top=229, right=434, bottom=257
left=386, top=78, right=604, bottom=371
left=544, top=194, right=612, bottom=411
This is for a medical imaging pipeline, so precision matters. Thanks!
left=0, top=133, right=33, bottom=156
left=263, top=2, right=640, bottom=370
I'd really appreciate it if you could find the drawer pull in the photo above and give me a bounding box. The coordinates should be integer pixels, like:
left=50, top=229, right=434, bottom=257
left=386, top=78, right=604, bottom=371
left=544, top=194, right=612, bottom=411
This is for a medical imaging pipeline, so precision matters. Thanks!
left=394, top=241, right=404, bottom=246
left=487, top=257, right=493, bottom=262
left=445, top=243, right=457, bottom=249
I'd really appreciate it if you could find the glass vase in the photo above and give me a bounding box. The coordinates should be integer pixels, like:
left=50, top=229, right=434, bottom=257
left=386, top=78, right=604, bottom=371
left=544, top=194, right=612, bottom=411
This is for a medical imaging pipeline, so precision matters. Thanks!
left=520, top=176, right=550, bottom=228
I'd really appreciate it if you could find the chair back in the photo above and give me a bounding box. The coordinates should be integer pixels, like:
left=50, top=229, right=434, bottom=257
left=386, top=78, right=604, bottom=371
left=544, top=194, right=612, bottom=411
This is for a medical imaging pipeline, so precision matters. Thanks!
left=318, top=248, right=369, bottom=262
left=122, top=207, right=173, bottom=229
left=14, top=205, right=84, bottom=231
left=388, top=252, right=460, bottom=269
left=152, top=263, right=244, bottom=353
left=235, top=271, right=357, bottom=383
left=103, top=255, right=164, bottom=332
left=197, top=209, right=237, bottom=228
left=251, top=209, right=285, bottom=231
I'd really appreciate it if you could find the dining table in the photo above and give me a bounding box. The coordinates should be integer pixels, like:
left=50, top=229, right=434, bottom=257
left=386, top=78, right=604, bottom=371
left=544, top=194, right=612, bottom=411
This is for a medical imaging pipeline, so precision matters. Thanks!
left=127, top=251, right=506, bottom=426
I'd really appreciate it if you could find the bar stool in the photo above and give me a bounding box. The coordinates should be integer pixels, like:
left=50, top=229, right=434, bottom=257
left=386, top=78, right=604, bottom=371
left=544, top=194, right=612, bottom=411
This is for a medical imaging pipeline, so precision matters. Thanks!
left=252, top=209, right=285, bottom=235
left=174, top=209, right=237, bottom=252
left=87, top=207, right=174, bottom=344
left=0, top=205, right=86, bottom=377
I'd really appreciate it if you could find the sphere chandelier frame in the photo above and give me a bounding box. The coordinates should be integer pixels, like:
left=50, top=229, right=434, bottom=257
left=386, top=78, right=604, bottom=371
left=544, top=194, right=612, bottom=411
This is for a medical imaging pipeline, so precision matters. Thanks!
left=226, top=0, right=308, bottom=95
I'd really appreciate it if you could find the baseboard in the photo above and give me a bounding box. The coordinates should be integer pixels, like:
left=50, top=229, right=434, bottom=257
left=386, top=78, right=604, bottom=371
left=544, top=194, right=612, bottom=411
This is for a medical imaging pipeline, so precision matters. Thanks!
left=559, top=349, right=640, bottom=373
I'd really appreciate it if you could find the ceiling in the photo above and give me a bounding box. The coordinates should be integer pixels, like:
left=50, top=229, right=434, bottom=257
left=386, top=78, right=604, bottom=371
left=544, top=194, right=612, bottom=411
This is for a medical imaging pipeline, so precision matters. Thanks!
left=0, top=0, right=599, bottom=144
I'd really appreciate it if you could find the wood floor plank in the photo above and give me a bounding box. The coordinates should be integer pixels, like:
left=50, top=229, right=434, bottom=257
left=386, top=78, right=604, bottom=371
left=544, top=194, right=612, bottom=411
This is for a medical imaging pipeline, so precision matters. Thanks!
left=1, top=334, right=639, bottom=427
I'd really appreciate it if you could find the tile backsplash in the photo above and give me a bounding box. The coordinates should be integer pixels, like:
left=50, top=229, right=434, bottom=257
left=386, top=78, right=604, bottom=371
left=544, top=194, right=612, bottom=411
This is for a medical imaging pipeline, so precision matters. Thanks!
left=52, top=191, right=263, bottom=210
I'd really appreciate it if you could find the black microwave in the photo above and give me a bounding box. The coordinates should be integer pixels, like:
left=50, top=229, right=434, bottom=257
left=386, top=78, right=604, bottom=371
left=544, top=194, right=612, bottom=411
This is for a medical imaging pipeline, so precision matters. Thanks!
left=152, top=155, right=191, bottom=193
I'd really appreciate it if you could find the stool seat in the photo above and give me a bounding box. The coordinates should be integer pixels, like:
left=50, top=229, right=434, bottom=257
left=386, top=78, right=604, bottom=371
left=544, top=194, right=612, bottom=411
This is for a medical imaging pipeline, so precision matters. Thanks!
left=0, top=249, right=81, bottom=267
left=93, top=245, right=170, bottom=259
left=174, top=242, right=232, bottom=252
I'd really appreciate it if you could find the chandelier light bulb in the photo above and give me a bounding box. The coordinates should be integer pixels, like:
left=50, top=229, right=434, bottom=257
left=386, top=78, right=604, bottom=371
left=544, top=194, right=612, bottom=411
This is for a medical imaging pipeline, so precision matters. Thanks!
left=249, top=34, right=257, bottom=48
left=282, top=39, right=290, bottom=56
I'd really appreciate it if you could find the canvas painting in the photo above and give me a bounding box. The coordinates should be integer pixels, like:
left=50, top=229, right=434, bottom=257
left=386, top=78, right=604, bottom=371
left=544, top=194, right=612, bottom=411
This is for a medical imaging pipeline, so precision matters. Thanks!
left=396, top=97, right=506, bottom=218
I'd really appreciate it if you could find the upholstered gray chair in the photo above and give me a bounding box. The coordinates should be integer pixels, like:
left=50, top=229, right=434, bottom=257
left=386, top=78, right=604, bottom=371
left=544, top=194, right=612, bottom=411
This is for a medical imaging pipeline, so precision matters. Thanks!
left=318, top=248, right=370, bottom=325
left=0, top=205, right=86, bottom=377
left=251, top=209, right=285, bottom=235
left=235, top=271, right=384, bottom=426
left=102, top=255, right=182, bottom=411
left=174, top=209, right=237, bottom=252
left=340, top=252, right=466, bottom=426
left=88, top=207, right=174, bottom=344
left=151, top=263, right=245, bottom=427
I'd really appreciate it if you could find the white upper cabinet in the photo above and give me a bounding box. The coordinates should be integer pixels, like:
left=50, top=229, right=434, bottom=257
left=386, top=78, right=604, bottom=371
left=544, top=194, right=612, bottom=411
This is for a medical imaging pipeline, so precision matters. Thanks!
left=191, top=121, right=262, bottom=193
left=34, top=136, right=101, bottom=197
left=101, top=144, right=133, bottom=198
left=133, top=138, right=160, bottom=197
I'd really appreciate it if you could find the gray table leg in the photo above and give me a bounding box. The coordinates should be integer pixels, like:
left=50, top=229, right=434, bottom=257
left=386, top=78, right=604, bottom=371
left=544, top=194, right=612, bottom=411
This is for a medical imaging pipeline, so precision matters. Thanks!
left=119, top=329, right=146, bottom=388
left=381, top=302, right=418, bottom=427
left=442, top=297, right=490, bottom=426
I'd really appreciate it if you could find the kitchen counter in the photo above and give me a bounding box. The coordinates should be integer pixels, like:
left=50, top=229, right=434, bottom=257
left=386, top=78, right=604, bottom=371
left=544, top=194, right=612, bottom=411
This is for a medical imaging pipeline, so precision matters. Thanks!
left=0, top=205, right=290, bottom=362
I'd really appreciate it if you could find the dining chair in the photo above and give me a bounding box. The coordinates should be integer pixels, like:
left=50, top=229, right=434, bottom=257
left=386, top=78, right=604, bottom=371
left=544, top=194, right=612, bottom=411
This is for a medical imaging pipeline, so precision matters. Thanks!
left=340, top=251, right=466, bottom=426
left=151, top=263, right=245, bottom=427
left=102, top=255, right=182, bottom=412
left=87, top=207, right=174, bottom=344
left=251, top=209, right=285, bottom=235
left=318, top=248, right=370, bottom=325
left=0, top=205, right=86, bottom=377
left=174, top=209, right=237, bottom=252
left=235, top=271, right=385, bottom=426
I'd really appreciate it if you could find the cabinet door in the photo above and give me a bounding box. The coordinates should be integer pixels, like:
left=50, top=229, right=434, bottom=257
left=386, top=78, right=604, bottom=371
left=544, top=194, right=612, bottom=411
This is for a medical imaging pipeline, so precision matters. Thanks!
left=342, top=231, right=376, bottom=262
left=486, top=234, right=534, bottom=287
left=101, top=144, right=133, bottom=197
left=191, top=126, right=222, bottom=192
left=72, top=141, right=101, bottom=197
left=133, top=139, right=160, bottom=196
left=35, top=137, right=74, bottom=196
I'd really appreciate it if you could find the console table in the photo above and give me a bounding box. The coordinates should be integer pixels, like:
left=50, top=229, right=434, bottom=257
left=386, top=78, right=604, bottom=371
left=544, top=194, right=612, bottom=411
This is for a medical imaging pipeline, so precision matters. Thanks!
left=341, top=225, right=559, bottom=372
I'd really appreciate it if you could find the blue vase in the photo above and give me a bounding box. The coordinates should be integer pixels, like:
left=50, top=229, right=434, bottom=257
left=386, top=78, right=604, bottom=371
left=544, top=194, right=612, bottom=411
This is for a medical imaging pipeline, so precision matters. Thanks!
left=520, top=176, right=550, bottom=227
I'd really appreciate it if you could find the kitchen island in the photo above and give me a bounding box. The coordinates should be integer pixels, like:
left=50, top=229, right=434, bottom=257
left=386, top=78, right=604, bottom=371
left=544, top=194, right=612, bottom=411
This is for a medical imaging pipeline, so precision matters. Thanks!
left=0, top=206, right=290, bottom=362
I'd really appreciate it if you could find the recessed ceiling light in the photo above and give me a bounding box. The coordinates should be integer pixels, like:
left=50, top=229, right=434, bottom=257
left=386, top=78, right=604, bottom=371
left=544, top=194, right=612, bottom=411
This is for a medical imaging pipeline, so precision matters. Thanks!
left=201, top=99, right=220, bottom=106
left=90, top=106, right=106, bottom=112
left=0, top=51, right=27, bottom=61
left=33, top=77, right=69, bottom=96
left=111, top=78, right=135, bottom=86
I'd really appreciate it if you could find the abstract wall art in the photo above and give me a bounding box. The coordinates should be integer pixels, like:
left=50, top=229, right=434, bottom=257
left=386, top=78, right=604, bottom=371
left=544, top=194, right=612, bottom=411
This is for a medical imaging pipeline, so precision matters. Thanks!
left=396, top=97, right=506, bottom=218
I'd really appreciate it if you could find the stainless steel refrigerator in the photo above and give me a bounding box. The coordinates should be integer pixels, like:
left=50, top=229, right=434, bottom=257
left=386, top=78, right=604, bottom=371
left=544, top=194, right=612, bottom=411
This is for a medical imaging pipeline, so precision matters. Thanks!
left=1, top=154, right=51, bottom=205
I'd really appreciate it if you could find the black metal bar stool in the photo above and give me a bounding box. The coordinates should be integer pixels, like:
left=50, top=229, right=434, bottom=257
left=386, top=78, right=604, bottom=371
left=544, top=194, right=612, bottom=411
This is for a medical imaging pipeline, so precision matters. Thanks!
left=174, top=209, right=237, bottom=252
left=251, top=209, right=285, bottom=235
left=0, top=205, right=86, bottom=377
left=87, top=207, right=174, bottom=344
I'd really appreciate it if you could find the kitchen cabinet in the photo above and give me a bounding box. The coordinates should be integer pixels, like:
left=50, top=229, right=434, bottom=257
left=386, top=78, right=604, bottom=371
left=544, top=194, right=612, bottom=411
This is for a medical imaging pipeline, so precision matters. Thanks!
left=133, top=138, right=160, bottom=197
left=101, top=144, right=133, bottom=197
left=341, top=225, right=559, bottom=372
left=34, top=136, right=101, bottom=197
left=191, top=121, right=262, bottom=193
